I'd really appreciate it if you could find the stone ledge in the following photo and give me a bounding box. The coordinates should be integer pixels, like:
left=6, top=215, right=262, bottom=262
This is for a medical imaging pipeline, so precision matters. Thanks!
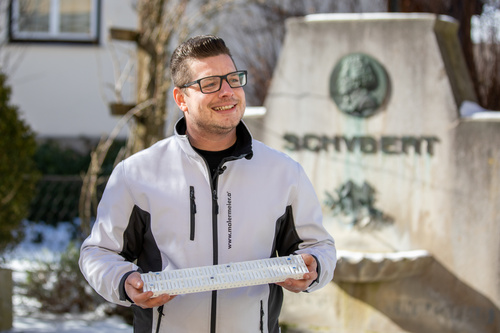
left=334, top=249, right=433, bottom=283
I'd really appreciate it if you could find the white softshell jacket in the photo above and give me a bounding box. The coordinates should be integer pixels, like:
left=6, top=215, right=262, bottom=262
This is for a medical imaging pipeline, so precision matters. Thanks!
left=79, top=118, right=336, bottom=333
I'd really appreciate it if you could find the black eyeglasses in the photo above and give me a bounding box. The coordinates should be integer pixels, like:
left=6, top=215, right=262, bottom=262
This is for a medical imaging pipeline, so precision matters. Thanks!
left=181, top=70, right=247, bottom=94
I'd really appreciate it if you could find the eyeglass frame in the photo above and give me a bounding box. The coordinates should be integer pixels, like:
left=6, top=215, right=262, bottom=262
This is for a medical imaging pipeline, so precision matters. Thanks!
left=180, top=70, right=248, bottom=94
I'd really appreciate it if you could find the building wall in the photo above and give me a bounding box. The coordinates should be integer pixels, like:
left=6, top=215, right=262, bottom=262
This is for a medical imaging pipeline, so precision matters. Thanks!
left=1, top=0, right=137, bottom=139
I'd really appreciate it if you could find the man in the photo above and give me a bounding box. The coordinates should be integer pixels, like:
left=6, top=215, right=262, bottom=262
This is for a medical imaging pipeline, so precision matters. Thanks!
left=79, top=35, right=336, bottom=333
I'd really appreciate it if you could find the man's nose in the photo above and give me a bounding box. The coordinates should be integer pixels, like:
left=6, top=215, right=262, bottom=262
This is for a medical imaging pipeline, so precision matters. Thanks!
left=218, top=79, right=234, bottom=97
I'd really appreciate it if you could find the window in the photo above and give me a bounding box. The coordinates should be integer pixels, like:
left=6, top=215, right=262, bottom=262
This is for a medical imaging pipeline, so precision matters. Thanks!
left=9, top=0, right=100, bottom=43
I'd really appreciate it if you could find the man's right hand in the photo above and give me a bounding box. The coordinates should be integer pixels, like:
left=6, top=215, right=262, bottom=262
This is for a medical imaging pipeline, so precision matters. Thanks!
left=125, top=272, right=175, bottom=308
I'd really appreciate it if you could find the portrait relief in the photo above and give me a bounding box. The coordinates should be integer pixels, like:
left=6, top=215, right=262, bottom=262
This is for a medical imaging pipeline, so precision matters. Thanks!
left=330, top=53, right=390, bottom=118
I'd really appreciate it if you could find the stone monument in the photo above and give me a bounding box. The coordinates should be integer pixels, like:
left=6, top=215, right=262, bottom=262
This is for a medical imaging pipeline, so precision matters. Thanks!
left=260, top=13, right=500, bottom=333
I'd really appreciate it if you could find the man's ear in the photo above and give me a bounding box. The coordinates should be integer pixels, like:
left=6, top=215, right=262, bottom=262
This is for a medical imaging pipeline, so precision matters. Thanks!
left=173, top=87, right=188, bottom=112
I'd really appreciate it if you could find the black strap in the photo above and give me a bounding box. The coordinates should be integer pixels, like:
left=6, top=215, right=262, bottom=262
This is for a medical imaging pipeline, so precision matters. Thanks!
left=155, top=305, right=165, bottom=333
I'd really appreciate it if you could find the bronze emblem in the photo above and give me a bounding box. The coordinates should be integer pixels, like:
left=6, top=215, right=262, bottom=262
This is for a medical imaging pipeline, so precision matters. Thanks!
left=330, top=53, right=389, bottom=118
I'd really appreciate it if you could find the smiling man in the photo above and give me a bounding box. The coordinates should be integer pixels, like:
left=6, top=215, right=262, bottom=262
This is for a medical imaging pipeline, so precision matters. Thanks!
left=79, top=35, right=337, bottom=333
left=174, top=53, right=245, bottom=150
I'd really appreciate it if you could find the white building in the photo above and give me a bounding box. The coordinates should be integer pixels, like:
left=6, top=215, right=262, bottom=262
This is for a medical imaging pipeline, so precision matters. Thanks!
left=1, top=0, right=138, bottom=140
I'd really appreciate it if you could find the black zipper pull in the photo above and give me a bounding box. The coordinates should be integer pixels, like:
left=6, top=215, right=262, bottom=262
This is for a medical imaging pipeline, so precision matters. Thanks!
left=212, top=190, right=219, bottom=215
left=218, top=165, right=227, bottom=175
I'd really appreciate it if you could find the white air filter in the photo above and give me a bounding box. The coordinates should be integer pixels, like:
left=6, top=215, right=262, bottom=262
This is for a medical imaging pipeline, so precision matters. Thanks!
left=141, top=255, right=308, bottom=296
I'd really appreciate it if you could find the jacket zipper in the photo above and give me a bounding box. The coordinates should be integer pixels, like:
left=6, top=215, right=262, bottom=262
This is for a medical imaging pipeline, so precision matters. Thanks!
left=189, top=186, right=196, bottom=241
left=209, top=163, right=228, bottom=333
left=196, top=153, right=230, bottom=333
left=210, top=183, right=219, bottom=333
left=260, top=300, right=264, bottom=333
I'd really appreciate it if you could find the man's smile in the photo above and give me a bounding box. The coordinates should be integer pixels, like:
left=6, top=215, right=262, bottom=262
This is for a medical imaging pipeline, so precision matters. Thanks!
left=213, top=104, right=237, bottom=111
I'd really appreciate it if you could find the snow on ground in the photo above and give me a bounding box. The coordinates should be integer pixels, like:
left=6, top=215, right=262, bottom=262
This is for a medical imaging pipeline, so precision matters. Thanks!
left=1, top=221, right=132, bottom=333
left=7, top=313, right=132, bottom=333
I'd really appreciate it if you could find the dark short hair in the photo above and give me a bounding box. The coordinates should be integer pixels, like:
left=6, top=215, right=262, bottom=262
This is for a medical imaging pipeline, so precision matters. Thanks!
left=170, top=35, right=234, bottom=88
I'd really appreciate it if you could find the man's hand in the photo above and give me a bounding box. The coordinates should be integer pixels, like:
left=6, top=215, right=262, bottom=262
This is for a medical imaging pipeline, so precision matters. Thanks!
left=125, top=272, right=175, bottom=308
left=276, top=254, right=318, bottom=293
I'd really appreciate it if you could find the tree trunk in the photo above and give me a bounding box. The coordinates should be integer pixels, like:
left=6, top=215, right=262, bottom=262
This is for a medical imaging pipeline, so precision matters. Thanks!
left=133, top=0, right=170, bottom=153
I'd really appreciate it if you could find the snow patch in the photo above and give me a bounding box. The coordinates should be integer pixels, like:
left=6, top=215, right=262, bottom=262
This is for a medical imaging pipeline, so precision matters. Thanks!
left=2, top=221, right=132, bottom=332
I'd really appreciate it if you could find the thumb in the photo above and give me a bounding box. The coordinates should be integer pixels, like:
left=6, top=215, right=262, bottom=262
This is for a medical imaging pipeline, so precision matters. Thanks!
left=127, top=272, right=144, bottom=289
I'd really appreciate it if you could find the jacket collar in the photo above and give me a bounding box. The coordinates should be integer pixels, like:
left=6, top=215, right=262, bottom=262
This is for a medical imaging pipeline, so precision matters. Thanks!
left=174, top=117, right=253, bottom=161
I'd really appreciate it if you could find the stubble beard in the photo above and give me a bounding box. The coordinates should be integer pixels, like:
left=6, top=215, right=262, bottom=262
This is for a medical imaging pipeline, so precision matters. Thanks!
left=199, top=106, right=243, bottom=136
left=198, top=116, right=240, bottom=136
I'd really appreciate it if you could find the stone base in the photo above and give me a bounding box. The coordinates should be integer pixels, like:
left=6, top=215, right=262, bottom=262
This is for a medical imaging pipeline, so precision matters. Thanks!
left=0, top=268, right=13, bottom=331
left=279, top=258, right=500, bottom=333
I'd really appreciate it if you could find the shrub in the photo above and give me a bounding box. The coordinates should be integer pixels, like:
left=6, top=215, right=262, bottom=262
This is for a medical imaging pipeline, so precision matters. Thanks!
left=0, top=72, right=39, bottom=253
left=21, top=241, right=134, bottom=324
left=23, top=242, right=105, bottom=313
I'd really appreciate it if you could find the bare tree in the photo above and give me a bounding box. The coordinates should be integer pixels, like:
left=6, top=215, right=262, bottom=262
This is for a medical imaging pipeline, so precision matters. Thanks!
left=78, top=100, right=154, bottom=237
left=473, top=1, right=500, bottom=110
left=389, top=0, right=500, bottom=109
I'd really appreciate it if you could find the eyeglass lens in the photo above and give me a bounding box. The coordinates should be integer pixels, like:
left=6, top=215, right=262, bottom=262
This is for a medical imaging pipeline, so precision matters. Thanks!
left=200, top=72, right=246, bottom=93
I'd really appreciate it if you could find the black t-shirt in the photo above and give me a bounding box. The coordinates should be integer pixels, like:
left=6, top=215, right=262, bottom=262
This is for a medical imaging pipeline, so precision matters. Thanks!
left=193, top=143, right=236, bottom=178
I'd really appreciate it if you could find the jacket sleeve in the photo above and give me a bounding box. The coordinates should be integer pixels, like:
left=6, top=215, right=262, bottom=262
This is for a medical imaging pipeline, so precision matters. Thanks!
left=78, top=161, right=138, bottom=306
left=291, top=163, right=337, bottom=292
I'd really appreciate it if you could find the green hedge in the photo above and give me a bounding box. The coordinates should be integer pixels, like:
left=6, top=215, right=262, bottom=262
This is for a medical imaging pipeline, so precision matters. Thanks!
left=0, top=72, right=39, bottom=253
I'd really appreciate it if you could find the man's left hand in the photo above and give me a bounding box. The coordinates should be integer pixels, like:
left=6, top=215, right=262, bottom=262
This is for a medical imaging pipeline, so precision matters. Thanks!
left=276, top=253, right=317, bottom=293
